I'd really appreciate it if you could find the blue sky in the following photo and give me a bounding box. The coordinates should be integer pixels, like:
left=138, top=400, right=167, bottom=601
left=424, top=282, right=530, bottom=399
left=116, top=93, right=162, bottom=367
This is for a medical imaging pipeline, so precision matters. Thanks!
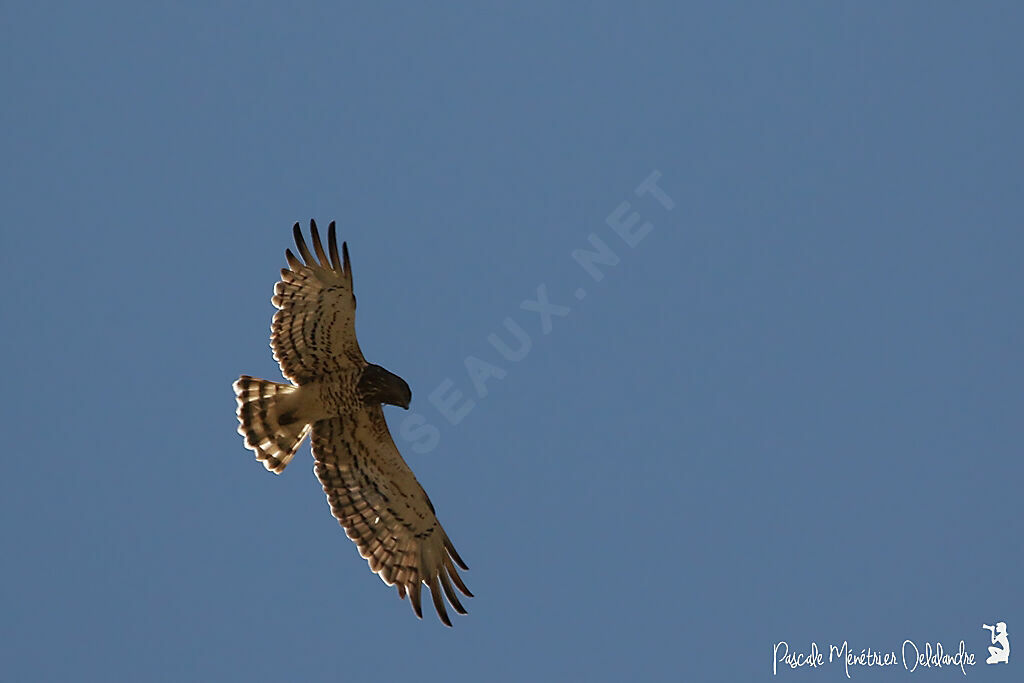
left=2, top=3, right=1022, bottom=681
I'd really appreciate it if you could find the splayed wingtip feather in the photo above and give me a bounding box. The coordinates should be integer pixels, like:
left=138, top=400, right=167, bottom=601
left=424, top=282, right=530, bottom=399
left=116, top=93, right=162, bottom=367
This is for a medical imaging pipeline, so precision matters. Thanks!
left=410, top=581, right=424, bottom=619
left=328, top=222, right=342, bottom=270
left=428, top=575, right=452, bottom=627
left=439, top=570, right=467, bottom=615
left=293, top=224, right=314, bottom=264
left=310, top=221, right=328, bottom=266
left=445, top=538, right=469, bottom=570
left=445, top=559, right=473, bottom=598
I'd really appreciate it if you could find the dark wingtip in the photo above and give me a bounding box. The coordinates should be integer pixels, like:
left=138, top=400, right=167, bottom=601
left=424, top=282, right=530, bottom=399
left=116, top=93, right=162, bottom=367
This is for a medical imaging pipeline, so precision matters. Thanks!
left=439, top=571, right=468, bottom=615
left=292, top=222, right=314, bottom=264
left=327, top=221, right=342, bottom=270
left=410, top=581, right=424, bottom=619
left=445, top=538, right=469, bottom=571
left=309, top=220, right=328, bottom=266
left=429, top=575, right=452, bottom=627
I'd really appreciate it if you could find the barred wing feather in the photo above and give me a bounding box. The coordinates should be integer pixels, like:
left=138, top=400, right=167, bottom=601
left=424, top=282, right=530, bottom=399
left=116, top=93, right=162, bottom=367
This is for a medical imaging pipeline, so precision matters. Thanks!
left=310, top=412, right=472, bottom=626
left=271, top=221, right=363, bottom=384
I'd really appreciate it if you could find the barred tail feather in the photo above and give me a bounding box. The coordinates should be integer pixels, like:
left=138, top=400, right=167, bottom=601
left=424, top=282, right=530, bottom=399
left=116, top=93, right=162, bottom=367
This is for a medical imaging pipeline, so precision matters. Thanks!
left=234, top=375, right=312, bottom=473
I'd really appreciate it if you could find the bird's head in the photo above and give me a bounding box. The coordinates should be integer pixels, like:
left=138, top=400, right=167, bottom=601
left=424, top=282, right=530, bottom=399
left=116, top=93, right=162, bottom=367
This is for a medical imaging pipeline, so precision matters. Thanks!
left=358, top=364, right=412, bottom=409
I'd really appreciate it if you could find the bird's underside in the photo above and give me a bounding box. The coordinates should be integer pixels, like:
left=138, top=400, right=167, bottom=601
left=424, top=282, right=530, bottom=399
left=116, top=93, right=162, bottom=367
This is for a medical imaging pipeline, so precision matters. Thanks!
left=234, top=220, right=471, bottom=626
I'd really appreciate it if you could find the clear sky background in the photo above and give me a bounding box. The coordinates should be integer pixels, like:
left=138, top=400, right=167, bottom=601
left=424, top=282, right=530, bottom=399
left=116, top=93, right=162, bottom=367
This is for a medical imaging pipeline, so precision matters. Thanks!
left=2, top=3, right=1021, bottom=682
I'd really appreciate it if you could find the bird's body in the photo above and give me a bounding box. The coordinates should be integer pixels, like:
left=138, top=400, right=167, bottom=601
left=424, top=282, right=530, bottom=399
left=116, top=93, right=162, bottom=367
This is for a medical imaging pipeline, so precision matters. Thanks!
left=234, top=221, right=471, bottom=626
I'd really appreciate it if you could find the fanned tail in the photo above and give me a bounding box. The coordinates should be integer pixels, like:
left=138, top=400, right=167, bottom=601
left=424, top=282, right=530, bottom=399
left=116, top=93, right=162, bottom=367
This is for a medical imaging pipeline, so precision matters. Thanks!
left=233, top=375, right=311, bottom=473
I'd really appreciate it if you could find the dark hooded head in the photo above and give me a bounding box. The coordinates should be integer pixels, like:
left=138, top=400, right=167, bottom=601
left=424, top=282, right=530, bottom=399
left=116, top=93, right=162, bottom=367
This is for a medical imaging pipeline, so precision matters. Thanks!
left=357, top=364, right=412, bottom=409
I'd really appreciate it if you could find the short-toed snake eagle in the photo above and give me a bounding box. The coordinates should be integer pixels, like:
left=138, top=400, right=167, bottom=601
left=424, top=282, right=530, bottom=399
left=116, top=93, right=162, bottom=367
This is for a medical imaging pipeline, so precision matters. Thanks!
left=234, top=221, right=471, bottom=626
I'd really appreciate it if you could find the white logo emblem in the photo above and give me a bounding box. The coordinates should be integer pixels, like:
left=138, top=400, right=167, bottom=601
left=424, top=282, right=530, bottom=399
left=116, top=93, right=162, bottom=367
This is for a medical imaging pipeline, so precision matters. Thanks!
left=982, top=622, right=1010, bottom=664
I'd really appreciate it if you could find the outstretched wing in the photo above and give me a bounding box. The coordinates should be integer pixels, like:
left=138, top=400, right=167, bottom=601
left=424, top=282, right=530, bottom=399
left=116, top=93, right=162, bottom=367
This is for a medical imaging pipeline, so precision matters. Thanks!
left=311, top=412, right=472, bottom=626
left=270, top=220, right=363, bottom=384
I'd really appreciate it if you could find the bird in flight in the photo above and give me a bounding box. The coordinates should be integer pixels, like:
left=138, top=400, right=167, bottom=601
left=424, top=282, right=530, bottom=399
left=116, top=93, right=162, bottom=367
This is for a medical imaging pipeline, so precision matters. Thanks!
left=234, top=220, right=471, bottom=626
